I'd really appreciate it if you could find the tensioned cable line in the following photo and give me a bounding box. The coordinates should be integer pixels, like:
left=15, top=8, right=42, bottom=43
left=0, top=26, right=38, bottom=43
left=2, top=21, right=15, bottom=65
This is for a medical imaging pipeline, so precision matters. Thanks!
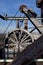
left=1, top=9, right=19, bottom=49
left=1, top=9, right=19, bottom=44
left=2, top=9, right=19, bottom=65
left=3, top=10, right=19, bottom=34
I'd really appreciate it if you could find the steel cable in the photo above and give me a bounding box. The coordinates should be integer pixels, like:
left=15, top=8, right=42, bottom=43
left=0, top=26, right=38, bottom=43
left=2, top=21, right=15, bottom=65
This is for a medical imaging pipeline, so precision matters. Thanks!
left=1, top=9, right=19, bottom=65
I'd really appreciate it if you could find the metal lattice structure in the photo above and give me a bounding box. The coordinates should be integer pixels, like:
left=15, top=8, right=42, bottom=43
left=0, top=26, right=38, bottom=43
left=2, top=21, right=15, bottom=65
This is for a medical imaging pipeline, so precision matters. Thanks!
left=0, top=2, right=43, bottom=65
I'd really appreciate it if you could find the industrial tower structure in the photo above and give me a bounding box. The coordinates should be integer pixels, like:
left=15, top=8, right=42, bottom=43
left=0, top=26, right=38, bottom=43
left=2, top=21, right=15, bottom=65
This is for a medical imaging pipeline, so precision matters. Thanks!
left=0, top=0, right=43, bottom=65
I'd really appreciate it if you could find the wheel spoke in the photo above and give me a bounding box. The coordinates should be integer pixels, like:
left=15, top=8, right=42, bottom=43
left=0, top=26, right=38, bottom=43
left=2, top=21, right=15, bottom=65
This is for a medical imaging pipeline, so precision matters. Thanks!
left=20, top=35, right=30, bottom=44
left=23, top=39, right=31, bottom=43
left=19, top=30, right=23, bottom=41
left=13, top=32, right=18, bottom=42
left=20, top=34, right=27, bottom=44
left=5, top=29, right=33, bottom=54
left=21, top=42, right=32, bottom=45
left=9, top=38, right=16, bottom=44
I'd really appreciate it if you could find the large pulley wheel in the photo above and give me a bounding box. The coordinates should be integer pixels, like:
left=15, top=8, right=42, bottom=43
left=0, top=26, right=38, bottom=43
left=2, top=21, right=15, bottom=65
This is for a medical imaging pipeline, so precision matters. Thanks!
left=5, top=28, right=34, bottom=53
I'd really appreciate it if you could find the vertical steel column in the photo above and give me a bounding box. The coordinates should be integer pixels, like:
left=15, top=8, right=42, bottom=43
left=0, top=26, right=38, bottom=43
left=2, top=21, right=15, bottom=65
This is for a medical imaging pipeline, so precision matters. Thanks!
left=36, top=0, right=43, bottom=24
left=41, top=2, right=43, bottom=58
left=16, top=20, right=19, bottom=28
left=41, top=1, right=43, bottom=24
left=16, top=20, right=20, bottom=53
left=24, top=20, right=28, bottom=30
left=36, top=0, right=43, bottom=58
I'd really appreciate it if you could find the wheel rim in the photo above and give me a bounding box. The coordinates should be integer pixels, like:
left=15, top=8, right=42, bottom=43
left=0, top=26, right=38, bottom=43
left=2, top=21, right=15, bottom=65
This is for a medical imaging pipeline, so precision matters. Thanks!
left=5, top=28, right=34, bottom=53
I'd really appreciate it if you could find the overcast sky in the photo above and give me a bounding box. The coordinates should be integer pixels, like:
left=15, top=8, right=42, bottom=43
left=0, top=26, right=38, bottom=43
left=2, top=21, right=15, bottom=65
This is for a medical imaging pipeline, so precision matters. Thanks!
left=0, top=0, right=41, bottom=33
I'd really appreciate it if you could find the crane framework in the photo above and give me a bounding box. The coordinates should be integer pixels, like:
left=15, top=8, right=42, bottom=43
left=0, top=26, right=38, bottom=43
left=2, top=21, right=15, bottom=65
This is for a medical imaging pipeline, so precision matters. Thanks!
left=0, top=3, right=43, bottom=65
left=9, top=5, right=43, bottom=65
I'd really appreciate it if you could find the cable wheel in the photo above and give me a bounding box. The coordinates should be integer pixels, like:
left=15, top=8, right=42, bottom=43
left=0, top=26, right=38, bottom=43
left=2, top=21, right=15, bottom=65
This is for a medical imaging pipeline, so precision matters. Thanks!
left=5, top=28, right=34, bottom=54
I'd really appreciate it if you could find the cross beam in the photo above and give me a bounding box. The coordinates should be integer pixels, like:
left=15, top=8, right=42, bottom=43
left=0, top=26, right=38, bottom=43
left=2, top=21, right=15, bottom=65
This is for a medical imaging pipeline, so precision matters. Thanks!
left=0, top=15, right=42, bottom=20
left=19, top=5, right=43, bottom=34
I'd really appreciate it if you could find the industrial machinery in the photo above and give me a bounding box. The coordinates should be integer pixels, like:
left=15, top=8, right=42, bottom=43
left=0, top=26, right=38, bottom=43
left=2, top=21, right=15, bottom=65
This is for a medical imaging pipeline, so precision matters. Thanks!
left=0, top=0, right=43, bottom=65
left=8, top=5, right=43, bottom=65
left=0, top=15, right=34, bottom=59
